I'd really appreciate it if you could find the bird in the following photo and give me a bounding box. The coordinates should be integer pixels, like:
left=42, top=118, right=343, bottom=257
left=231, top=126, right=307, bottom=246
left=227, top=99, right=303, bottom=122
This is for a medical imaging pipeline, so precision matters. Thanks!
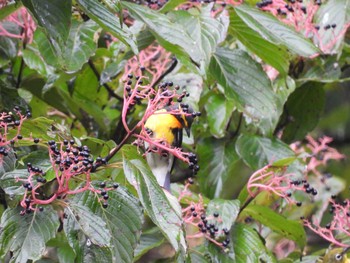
left=144, top=104, right=194, bottom=191
left=320, top=247, right=350, bottom=263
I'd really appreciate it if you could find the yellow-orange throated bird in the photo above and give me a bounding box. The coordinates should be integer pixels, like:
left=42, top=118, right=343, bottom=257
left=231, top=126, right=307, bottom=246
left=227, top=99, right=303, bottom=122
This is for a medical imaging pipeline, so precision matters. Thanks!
left=144, top=104, right=195, bottom=191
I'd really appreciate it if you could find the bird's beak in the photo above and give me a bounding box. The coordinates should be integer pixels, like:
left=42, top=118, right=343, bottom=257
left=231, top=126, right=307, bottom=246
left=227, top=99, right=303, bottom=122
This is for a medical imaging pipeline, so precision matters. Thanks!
left=185, top=127, right=191, bottom=137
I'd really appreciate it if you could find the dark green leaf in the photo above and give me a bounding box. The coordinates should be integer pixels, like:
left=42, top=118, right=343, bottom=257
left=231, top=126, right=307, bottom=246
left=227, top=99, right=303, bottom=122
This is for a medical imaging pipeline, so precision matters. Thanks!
left=243, top=205, right=306, bottom=248
left=22, top=43, right=51, bottom=76
left=64, top=187, right=143, bottom=262
left=235, top=134, right=296, bottom=170
left=134, top=228, right=165, bottom=261
left=205, top=92, right=235, bottom=138
left=0, top=206, right=59, bottom=262
left=33, top=29, right=59, bottom=67
left=230, top=9, right=289, bottom=75
left=0, top=169, right=27, bottom=198
left=76, top=0, right=138, bottom=54
left=64, top=201, right=111, bottom=248
left=281, top=83, right=325, bottom=143
left=63, top=20, right=99, bottom=72
left=171, top=5, right=228, bottom=69
left=122, top=2, right=199, bottom=63
left=160, top=0, right=186, bottom=13
left=100, top=61, right=126, bottom=85
left=122, top=145, right=186, bottom=255
left=231, top=223, right=277, bottom=262
left=233, top=4, right=319, bottom=57
left=0, top=149, right=16, bottom=178
left=209, top=47, right=279, bottom=135
left=0, top=22, right=21, bottom=61
left=206, top=199, right=240, bottom=232
left=22, top=0, right=72, bottom=48
left=197, top=138, right=239, bottom=198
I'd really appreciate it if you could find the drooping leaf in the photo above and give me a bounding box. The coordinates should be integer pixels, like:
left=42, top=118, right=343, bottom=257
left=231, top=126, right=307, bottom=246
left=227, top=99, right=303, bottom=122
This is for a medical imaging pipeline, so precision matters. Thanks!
left=63, top=20, right=99, bottom=72
left=197, top=138, right=239, bottom=198
left=235, top=134, right=296, bottom=170
left=243, top=205, right=306, bottom=248
left=232, top=223, right=277, bottom=262
left=209, top=47, right=279, bottom=135
left=204, top=92, right=235, bottom=138
left=281, top=83, right=325, bottom=143
left=22, top=0, right=72, bottom=48
left=76, top=0, right=138, bottom=54
left=171, top=4, right=228, bottom=69
left=0, top=206, right=59, bottom=262
left=0, top=149, right=16, bottom=178
left=64, top=187, right=143, bottom=262
left=230, top=9, right=289, bottom=75
left=233, top=4, right=319, bottom=57
left=64, top=204, right=111, bottom=248
left=206, top=199, right=240, bottom=233
left=122, top=1, right=199, bottom=64
left=134, top=228, right=165, bottom=261
left=122, top=145, right=186, bottom=255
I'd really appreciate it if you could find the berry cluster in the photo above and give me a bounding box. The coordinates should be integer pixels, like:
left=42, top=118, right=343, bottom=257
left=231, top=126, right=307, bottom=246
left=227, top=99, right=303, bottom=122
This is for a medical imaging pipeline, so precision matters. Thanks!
left=247, top=164, right=318, bottom=207
left=303, top=197, right=350, bottom=248
left=17, top=139, right=115, bottom=214
left=0, top=107, right=30, bottom=156
left=182, top=195, right=231, bottom=249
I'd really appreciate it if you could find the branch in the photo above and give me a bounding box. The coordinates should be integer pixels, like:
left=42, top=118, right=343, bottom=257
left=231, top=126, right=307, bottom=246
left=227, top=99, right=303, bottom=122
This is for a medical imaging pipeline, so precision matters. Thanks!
left=88, top=59, right=123, bottom=102
left=152, top=57, right=178, bottom=88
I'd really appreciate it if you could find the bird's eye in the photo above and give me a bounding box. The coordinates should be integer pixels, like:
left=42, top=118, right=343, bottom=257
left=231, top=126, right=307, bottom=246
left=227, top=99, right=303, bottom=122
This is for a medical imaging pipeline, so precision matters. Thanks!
left=335, top=253, right=343, bottom=260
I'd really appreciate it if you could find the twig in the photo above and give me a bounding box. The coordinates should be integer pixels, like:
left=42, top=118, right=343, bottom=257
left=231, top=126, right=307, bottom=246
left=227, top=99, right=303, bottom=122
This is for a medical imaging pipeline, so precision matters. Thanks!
left=152, top=57, right=178, bottom=88
left=88, top=59, right=123, bottom=102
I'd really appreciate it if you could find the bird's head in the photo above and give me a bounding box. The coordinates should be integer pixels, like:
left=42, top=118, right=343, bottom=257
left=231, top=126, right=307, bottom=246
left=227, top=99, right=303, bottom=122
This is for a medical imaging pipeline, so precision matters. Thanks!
left=166, top=103, right=197, bottom=137
left=323, top=247, right=350, bottom=263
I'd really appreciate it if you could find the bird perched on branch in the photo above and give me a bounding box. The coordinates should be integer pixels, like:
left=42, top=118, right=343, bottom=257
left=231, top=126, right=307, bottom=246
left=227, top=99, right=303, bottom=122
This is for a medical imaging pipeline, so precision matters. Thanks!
left=144, top=104, right=195, bottom=191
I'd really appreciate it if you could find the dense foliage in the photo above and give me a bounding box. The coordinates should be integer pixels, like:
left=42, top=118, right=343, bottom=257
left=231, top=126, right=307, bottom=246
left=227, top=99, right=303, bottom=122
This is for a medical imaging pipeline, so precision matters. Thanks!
left=0, top=0, right=350, bottom=262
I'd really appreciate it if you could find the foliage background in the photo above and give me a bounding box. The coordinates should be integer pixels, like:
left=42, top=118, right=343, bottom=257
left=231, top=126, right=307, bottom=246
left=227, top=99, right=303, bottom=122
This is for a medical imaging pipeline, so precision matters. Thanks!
left=0, top=0, right=350, bottom=262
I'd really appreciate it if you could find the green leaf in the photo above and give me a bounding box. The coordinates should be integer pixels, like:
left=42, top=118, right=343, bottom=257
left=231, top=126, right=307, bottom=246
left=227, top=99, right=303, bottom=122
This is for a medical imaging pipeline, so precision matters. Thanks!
left=76, top=0, right=138, bottom=54
left=209, top=48, right=279, bottom=135
left=64, top=187, right=143, bottom=262
left=206, top=199, right=240, bottom=232
left=235, top=134, right=296, bottom=170
left=100, top=61, right=126, bottom=85
left=0, top=149, right=16, bottom=177
left=0, top=22, right=21, bottom=61
left=33, top=29, right=59, bottom=67
left=22, top=0, right=72, bottom=48
left=281, top=83, right=325, bottom=143
left=8, top=117, right=56, bottom=143
left=64, top=201, right=111, bottom=248
left=314, top=0, right=350, bottom=53
left=0, top=169, right=27, bottom=199
left=233, top=4, right=319, bottom=57
left=0, top=2, right=22, bottom=20
left=0, top=206, right=59, bottom=262
left=243, top=205, right=306, bottom=248
left=160, top=0, right=187, bottom=13
left=63, top=20, right=99, bottom=72
left=205, top=92, right=235, bottom=138
left=122, top=145, right=186, bottom=255
left=134, top=228, right=165, bottom=261
left=122, top=1, right=199, bottom=63
left=197, top=138, right=239, bottom=198
left=232, top=223, right=277, bottom=262
left=229, top=9, right=289, bottom=75
left=22, top=43, right=51, bottom=77
left=171, top=5, right=228, bottom=69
